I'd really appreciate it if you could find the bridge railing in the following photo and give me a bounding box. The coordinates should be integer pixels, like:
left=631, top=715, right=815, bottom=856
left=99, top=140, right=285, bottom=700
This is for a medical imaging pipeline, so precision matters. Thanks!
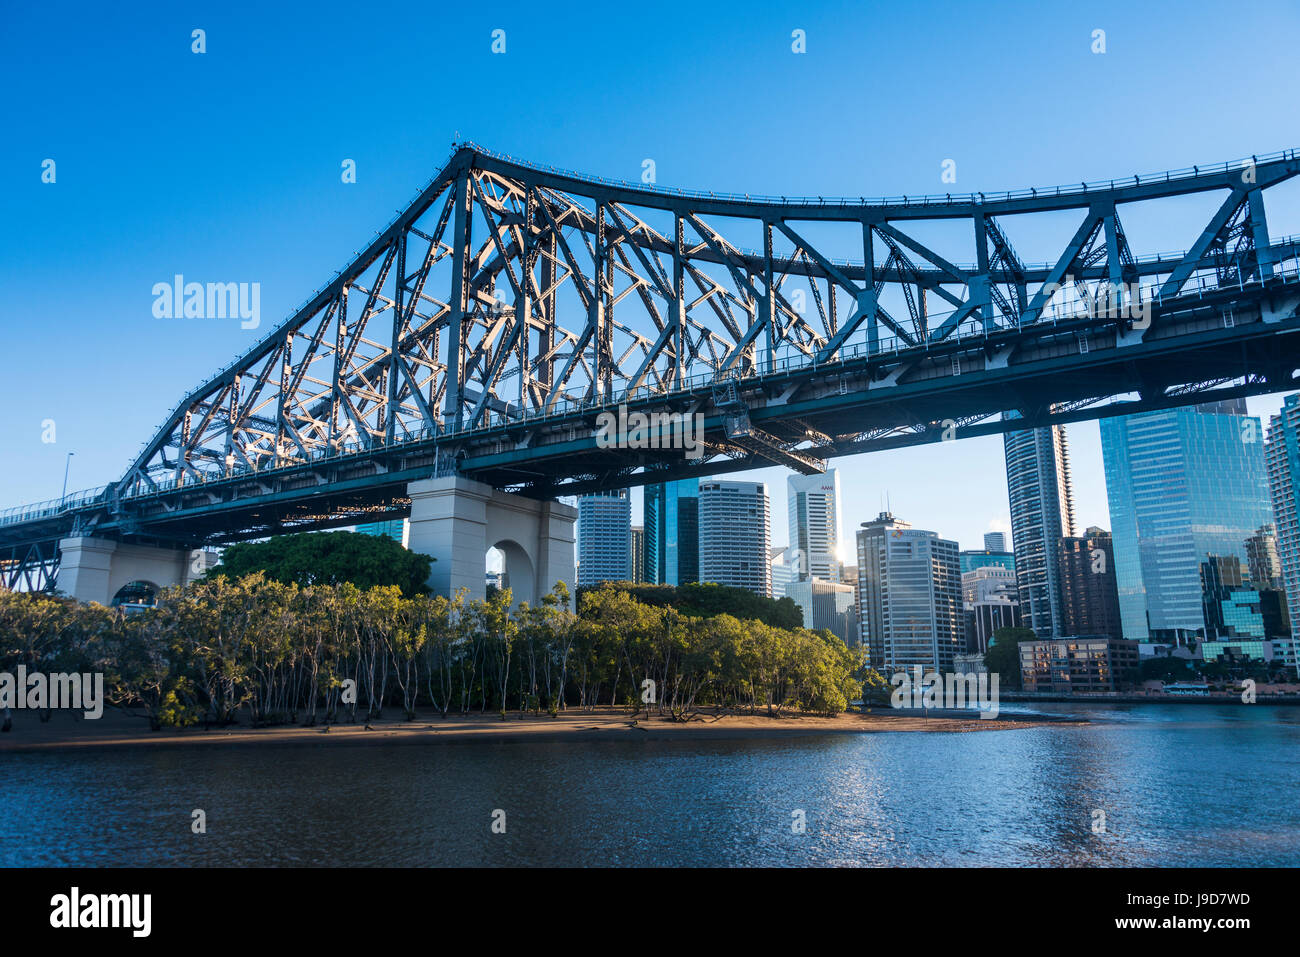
left=0, top=485, right=110, bottom=527
left=686, top=231, right=1300, bottom=279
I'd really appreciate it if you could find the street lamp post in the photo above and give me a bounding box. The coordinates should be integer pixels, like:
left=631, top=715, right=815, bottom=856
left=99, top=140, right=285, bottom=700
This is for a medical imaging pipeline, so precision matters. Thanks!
left=60, top=451, right=75, bottom=505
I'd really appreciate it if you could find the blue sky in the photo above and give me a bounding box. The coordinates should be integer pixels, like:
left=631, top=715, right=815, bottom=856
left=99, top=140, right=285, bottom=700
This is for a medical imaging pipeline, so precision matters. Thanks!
left=3, top=0, right=1298, bottom=553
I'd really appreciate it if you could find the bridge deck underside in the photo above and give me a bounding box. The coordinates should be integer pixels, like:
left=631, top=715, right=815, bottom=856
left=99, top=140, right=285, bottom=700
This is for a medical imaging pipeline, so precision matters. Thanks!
left=465, top=301, right=1300, bottom=494
left=4, top=287, right=1295, bottom=569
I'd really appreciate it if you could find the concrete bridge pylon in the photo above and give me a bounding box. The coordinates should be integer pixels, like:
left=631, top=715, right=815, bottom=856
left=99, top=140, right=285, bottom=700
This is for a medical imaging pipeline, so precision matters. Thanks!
left=407, top=476, right=576, bottom=607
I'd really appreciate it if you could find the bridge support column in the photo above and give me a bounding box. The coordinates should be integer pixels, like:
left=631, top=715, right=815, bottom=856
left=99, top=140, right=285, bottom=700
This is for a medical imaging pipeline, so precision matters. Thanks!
left=57, top=537, right=216, bottom=605
left=407, top=476, right=576, bottom=607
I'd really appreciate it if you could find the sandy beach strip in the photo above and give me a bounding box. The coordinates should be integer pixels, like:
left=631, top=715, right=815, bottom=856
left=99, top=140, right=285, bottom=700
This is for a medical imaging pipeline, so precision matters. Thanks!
left=0, top=706, right=1083, bottom=754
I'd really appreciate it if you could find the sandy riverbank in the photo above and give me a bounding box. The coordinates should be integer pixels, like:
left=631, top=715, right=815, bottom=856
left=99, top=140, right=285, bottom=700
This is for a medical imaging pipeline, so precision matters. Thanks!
left=0, top=705, right=1083, bottom=753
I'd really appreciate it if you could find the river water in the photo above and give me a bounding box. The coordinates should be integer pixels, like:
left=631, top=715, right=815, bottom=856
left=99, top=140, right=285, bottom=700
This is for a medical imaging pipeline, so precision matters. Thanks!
left=3, top=702, right=1297, bottom=866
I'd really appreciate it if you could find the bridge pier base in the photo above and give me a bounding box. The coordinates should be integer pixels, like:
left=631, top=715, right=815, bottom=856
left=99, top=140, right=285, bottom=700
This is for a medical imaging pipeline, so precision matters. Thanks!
left=407, top=476, right=576, bottom=608
left=57, top=537, right=217, bottom=605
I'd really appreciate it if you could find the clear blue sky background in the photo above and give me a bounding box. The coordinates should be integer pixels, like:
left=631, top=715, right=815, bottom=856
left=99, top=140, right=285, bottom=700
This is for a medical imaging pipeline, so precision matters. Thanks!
left=3, top=0, right=1298, bottom=555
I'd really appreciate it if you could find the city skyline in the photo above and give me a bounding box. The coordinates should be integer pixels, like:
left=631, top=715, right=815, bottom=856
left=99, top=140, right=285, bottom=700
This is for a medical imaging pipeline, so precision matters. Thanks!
left=6, top=2, right=1299, bottom=655
left=575, top=402, right=1292, bottom=660
left=586, top=400, right=1297, bottom=566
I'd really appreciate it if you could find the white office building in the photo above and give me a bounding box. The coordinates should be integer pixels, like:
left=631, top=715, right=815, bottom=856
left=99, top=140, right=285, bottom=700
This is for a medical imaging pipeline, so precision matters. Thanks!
left=787, top=470, right=841, bottom=582
left=577, top=489, right=632, bottom=586
left=769, top=546, right=795, bottom=598
left=699, top=480, right=771, bottom=596
left=786, top=577, right=858, bottom=646
left=962, top=565, right=1018, bottom=605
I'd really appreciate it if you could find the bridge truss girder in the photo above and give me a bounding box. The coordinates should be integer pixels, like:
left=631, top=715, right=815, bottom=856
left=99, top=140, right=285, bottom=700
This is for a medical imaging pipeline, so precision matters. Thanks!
left=2, top=147, right=1299, bottom=588
left=110, top=146, right=1300, bottom=502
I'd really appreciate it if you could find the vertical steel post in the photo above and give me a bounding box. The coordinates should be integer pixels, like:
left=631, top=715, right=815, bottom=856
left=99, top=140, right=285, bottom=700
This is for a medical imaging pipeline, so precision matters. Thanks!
left=443, top=172, right=472, bottom=433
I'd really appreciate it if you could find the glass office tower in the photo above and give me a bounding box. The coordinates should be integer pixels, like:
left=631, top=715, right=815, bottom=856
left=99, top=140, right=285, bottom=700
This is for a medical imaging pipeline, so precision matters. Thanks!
left=856, top=512, right=963, bottom=673
left=643, top=479, right=699, bottom=586
left=1266, top=395, right=1300, bottom=634
left=1101, top=400, right=1272, bottom=644
left=354, top=518, right=408, bottom=546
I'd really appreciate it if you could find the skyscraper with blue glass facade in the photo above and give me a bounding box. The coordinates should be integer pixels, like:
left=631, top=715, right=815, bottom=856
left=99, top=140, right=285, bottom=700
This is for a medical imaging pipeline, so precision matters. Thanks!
left=958, top=550, right=1017, bottom=575
left=354, top=518, right=408, bottom=546
left=1266, top=394, right=1300, bottom=634
left=644, top=479, right=699, bottom=586
left=1101, top=400, right=1272, bottom=644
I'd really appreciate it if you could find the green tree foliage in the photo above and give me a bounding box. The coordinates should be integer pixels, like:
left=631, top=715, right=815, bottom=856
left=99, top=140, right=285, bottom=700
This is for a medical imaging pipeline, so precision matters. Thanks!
left=576, top=581, right=803, bottom=629
left=983, top=626, right=1039, bottom=689
left=1139, top=655, right=1195, bottom=684
left=859, top=666, right=894, bottom=706
left=0, top=579, right=864, bottom=731
left=1200, top=656, right=1269, bottom=684
left=212, top=531, right=433, bottom=596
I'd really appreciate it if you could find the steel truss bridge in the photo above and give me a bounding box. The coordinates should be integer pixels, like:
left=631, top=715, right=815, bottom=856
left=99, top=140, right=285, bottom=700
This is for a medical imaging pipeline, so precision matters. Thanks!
left=5, top=144, right=1300, bottom=591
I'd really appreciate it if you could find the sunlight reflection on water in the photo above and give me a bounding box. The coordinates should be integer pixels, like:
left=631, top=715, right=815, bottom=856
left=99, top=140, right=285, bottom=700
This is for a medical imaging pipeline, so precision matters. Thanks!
left=2, top=702, right=1296, bottom=866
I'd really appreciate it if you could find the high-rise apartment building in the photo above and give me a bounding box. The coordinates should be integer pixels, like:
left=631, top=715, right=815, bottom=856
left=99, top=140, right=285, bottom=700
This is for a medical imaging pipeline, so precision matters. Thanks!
left=644, top=480, right=699, bottom=586
left=1003, top=417, right=1076, bottom=638
left=787, top=470, right=841, bottom=582
left=1102, top=400, right=1272, bottom=644
left=698, top=480, right=770, bottom=596
left=1057, top=527, right=1123, bottom=641
left=856, top=512, right=963, bottom=673
left=577, top=489, right=632, bottom=586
